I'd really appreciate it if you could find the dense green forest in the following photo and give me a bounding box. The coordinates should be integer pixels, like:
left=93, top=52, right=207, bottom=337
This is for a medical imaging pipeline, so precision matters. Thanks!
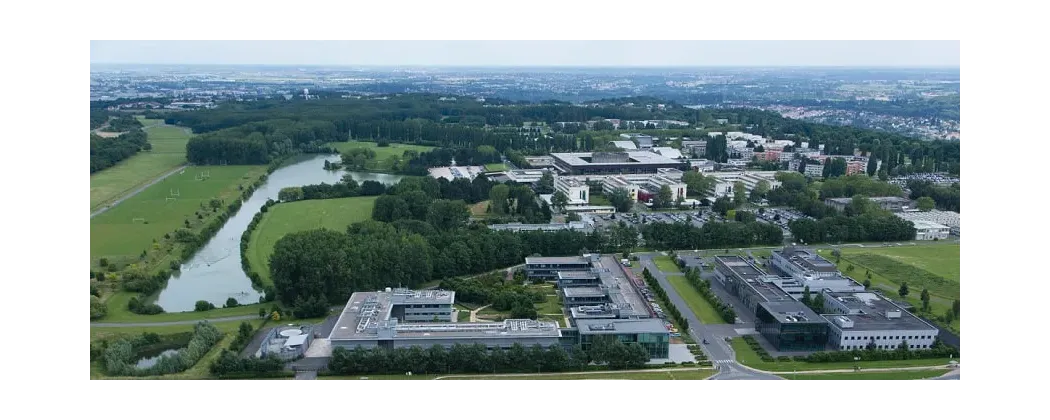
left=89, top=129, right=150, bottom=173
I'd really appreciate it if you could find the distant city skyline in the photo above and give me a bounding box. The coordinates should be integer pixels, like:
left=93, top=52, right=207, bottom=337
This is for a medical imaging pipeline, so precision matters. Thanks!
left=90, top=41, right=960, bottom=68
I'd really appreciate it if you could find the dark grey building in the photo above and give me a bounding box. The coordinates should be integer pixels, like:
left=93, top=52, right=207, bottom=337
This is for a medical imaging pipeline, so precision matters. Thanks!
left=525, top=255, right=595, bottom=279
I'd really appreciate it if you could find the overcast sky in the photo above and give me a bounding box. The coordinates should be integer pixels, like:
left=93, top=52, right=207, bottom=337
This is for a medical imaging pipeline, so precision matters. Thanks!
left=90, top=41, right=959, bottom=67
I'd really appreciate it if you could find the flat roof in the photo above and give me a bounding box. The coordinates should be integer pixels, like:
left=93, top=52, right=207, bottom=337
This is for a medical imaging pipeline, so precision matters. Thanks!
left=911, top=220, right=950, bottom=229
left=330, top=291, right=562, bottom=341
left=526, top=256, right=591, bottom=265
left=558, top=270, right=600, bottom=280
left=759, top=301, right=824, bottom=324
left=595, top=255, right=650, bottom=318
left=575, top=318, right=668, bottom=335
left=714, top=255, right=766, bottom=279
left=741, top=277, right=793, bottom=302
left=563, top=286, right=606, bottom=298
left=551, top=151, right=680, bottom=167
left=389, top=289, right=455, bottom=306
left=774, top=247, right=839, bottom=273
left=822, top=292, right=938, bottom=332
left=284, top=334, right=309, bottom=347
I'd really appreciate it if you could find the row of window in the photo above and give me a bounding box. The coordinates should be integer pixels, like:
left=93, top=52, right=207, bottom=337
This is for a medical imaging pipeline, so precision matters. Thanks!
left=402, top=304, right=447, bottom=308
left=843, top=334, right=933, bottom=341
left=841, top=344, right=930, bottom=350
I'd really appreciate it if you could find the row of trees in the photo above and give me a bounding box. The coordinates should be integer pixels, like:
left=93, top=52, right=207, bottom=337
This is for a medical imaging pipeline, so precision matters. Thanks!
left=804, top=338, right=958, bottom=363
left=788, top=212, right=916, bottom=244
left=820, top=174, right=905, bottom=199
left=185, top=119, right=341, bottom=164
left=90, top=130, right=150, bottom=173
left=209, top=350, right=285, bottom=378
left=641, top=268, right=689, bottom=331
left=683, top=267, right=736, bottom=323
left=101, top=115, right=144, bottom=132
left=906, top=180, right=960, bottom=212
left=639, top=220, right=784, bottom=250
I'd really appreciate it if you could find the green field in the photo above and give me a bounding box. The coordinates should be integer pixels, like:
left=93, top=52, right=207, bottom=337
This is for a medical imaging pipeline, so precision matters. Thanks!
left=327, top=141, right=434, bottom=172
left=90, top=118, right=193, bottom=211
left=653, top=256, right=682, bottom=273
left=247, top=196, right=379, bottom=286
left=666, top=275, right=724, bottom=324
left=730, top=338, right=953, bottom=372
left=589, top=195, right=612, bottom=207
left=787, top=369, right=952, bottom=380
left=818, top=244, right=960, bottom=333
left=90, top=319, right=266, bottom=379
left=100, top=292, right=271, bottom=323
left=91, top=165, right=268, bottom=270
left=484, top=163, right=508, bottom=172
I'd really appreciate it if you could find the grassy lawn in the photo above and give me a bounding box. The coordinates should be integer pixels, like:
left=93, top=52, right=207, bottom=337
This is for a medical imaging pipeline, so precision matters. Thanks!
left=730, top=338, right=953, bottom=372
left=817, top=244, right=959, bottom=333
left=91, top=165, right=268, bottom=271
left=666, top=275, right=724, bottom=324
left=653, top=256, right=682, bottom=273
left=589, top=195, right=612, bottom=207
left=484, top=162, right=507, bottom=172
left=247, top=196, right=378, bottom=287
left=90, top=118, right=192, bottom=211
left=91, top=319, right=266, bottom=379
left=444, top=369, right=716, bottom=380
left=787, top=369, right=952, bottom=380
left=477, top=306, right=511, bottom=320
left=327, top=141, right=434, bottom=172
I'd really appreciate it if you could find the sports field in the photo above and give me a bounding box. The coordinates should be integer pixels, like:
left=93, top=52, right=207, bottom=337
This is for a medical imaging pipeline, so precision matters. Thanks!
left=91, top=165, right=267, bottom=269
left=327, top=141, right=434, bottom=171
left=246, top=196, right=378, bottom=286
left=90, top=117, right=193, bottom=211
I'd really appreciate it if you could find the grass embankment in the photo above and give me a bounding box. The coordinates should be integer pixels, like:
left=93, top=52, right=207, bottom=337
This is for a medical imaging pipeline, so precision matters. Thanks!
left=666, top=275, right=724, bottom=324
left=787, top=369, right=952, bottom=380
left=98, top=295, right=269, bottom=323
left=246, top=196, right=379, bottom=287
left=90, top=117, right=192, bottom=211
left=484, top=163, right=507, bottom=172
left=817, top=244, right=959, bottom=333
left=327, top=141, right=434, bottom=172
left=90, top=319, right=267, bottom=380
left=91, top=165, right=268, bottom=270
left=730, top=338, right=953, bottom=372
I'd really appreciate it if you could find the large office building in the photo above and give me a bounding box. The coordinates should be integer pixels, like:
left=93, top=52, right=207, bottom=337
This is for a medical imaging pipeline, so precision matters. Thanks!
left=550, top=151, right=683, bottom=175
left=526, top=255, right=596, bottom=279
left=821, top=291, right=940, bottom=351
left=708, top=171, right=781, bottom=200
left=488, top=220, right=594, bottom=233
left=602, top=176, right=641, bottom=201
left=329, top=289, right=563, bottom=351
left=713, top=256, right=795, bottom=314
left=768, top=248, right=866, bottom=299
left=601, top=174, right=687, bottom=204
left=573, top=318, right=670, bottom=359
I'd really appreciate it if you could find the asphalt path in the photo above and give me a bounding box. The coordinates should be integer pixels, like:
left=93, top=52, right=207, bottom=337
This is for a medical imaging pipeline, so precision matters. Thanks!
left=90, top=164, right=189, bottom=218
left=90, top=305, right=344, bottom=328
left=636, top=255, right=782, bottom=380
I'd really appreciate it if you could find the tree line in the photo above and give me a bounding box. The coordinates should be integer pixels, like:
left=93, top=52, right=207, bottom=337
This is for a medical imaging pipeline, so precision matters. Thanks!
left=185, top=119, right=341, bottom=165
left=680, top=264, right=736, bottom=323
left=788, top=212, right=916, bottom=244
left=90, top=129, right=150, bottom=173
left=100, top=322, right=222, bottom=377
left=906, top=180, right=960, bottom=212
left=639, top=220, right=784, bottom=250
left=641, top=268, right=689, bottom=331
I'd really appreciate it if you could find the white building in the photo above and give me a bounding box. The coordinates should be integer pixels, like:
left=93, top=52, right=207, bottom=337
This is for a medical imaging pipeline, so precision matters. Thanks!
left=688, top=159, right=716, bottom=172
left=911, top=220, right=951, bottom=240
left=896, top=210, right=960, bottom=236
left=708, top=171, right=781, bottom=199
left=611, top=140, right=638, bottom=150
left=555, top=176, right=589, bottom=205
left=651, top=147, right=684, bottom=160
left=602, top=176, right=640, bottom=201
left=821, top=291, right=940, bottom=351
left=601, top=174, right=687, bottom=203
left=804, top=163, right=825, bottom=178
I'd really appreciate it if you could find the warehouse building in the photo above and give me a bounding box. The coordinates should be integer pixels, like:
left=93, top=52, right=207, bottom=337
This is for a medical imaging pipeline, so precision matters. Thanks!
left=821, top=291, right=940, bottom=351
left=329, top=289, right=562, bottom=351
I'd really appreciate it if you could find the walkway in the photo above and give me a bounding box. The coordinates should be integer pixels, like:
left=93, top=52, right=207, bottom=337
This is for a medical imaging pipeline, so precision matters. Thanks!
left=469, top=304, right=492, bottom=322
left=433, top=366, right=717, bottom=380
left=90, top=313, right=258, bottom=327
left=90, top=164, right=189, bottom=218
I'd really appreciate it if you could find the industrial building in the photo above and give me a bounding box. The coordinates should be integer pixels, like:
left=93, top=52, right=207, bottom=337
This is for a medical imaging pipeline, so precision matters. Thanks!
left=824, top=196, right=914, bottom=212
left=526, top=255, right=596, bottom=279
left=329, top=288, right=563, bottom=351
left=550, top=151, right=683, bottom=175
left=821, top=291, right=940, bottom=351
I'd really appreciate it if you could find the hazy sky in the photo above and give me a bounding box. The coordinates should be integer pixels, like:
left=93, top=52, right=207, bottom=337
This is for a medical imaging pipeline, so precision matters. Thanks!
left=90, top=41, right=959, bottom=67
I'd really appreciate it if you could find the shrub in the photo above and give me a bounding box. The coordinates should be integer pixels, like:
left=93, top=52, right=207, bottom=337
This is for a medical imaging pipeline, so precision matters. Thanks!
left=102, top=322, right=223, bottom=377
left=195, top=300, right=216, bottom=312
left=90, top=296, right=108, bottom=320
left=777, top=356, right=791, bottom=362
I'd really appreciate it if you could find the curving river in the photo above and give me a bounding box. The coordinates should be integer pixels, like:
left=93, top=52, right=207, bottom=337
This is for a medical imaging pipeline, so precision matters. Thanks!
left=153, top=154, right=405, bottom=312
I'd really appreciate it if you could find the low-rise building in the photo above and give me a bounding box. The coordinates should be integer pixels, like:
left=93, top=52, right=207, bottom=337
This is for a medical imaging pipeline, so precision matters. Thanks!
left=821, top=291, right=939, bottom=351
left=602, top=176, right=640, bottom=201
left=573, top=318, right=670, bottom=359
left=824, top=196, right=913, bottom=212
left=555, top=176, right=589, bottom=204
left=804, top=163, right=825, bottom=178
left=526, top=255, right=596, bottom=279
left=708, top=171, right=781, bottom=199
left=911, top=220, right=951, bottom=240
left=681, top=141, right=706, bottom=157
left=755, top=301, right=829, bottom=352
left=896, top=210, right=960, bottom=236
left=550, top=151, right=683, bottom=175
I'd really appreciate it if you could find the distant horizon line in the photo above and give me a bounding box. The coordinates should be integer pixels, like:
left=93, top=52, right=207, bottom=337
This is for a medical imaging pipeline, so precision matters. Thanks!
left=89, top=63, right=960, bottom=69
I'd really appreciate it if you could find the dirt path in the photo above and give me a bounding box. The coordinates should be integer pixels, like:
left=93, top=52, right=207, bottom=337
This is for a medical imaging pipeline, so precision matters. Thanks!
left=469, top=304, right=492, bottom=322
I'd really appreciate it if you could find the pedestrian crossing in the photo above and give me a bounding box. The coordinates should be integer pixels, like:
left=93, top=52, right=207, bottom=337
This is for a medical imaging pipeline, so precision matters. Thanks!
left=712, top=359, right=735, bottom=365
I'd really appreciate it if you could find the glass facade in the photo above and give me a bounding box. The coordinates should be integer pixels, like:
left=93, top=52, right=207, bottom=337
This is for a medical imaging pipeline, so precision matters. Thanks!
left=579, top=333, right=669, bottom=359
left=755, top=305, right=828, bottom=352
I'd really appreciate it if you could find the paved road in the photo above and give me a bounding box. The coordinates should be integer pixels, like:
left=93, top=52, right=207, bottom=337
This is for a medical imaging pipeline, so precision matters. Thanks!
left=636, top=255, right=782, bottom=380
left=90, top=164, right=189, bottom=218
left=91, top=313, right=259, bottom=327
left=434, top=366, right=717, bottom=380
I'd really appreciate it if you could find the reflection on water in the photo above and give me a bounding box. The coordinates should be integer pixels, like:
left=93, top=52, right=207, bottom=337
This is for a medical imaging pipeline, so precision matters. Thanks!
left=134, top=348, right=182, bottom=369
left=153, top=154, right=405, bottom=312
